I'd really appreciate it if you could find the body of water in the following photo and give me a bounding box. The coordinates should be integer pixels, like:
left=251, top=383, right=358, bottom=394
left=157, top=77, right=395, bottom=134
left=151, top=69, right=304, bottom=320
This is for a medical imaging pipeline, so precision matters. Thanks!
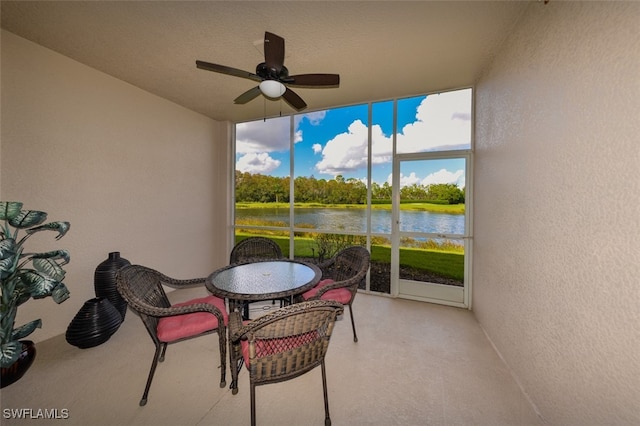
left=236, top=207, right=465, bottom=235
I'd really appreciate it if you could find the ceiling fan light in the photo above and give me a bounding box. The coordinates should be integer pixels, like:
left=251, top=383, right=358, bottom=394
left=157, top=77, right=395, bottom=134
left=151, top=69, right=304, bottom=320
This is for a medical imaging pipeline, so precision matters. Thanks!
left=259, top=80, right=286, bottom=99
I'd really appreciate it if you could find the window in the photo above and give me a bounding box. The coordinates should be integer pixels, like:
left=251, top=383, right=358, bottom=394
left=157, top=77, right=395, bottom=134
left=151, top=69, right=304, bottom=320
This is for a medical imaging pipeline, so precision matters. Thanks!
left=234, top=88, right=472, bottom=298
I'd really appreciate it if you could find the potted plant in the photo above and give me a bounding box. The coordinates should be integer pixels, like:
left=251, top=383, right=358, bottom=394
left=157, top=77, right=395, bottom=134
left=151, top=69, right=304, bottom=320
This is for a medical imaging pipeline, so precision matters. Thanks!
left=0, top=201, right=71, bottom=386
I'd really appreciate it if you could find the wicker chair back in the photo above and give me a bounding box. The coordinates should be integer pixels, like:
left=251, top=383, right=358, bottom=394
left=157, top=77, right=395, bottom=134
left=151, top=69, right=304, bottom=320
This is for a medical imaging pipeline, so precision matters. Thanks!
left=228, top=300, right=344, bottom=426
left=230, top=237, right=283, bottom=265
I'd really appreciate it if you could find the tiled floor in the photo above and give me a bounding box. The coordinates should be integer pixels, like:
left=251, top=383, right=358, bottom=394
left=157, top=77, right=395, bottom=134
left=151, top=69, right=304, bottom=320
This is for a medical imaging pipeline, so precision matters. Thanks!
left=1, top=290, right=543, bottom=425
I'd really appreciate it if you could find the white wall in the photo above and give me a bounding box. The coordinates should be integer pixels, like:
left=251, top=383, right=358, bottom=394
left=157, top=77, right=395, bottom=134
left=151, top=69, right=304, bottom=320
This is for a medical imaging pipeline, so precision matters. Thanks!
left=1, top=30, right=230, bottom=342
left=474, top=2, right=640, bottom=424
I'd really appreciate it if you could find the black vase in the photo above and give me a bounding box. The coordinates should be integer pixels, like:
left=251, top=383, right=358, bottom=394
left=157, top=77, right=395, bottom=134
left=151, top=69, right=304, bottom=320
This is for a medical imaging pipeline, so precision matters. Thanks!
left=65, top=297, right=122, bottom=349
left=1, top=340, right=36, bottom=388
left=94, top=251, right=130, bottom=319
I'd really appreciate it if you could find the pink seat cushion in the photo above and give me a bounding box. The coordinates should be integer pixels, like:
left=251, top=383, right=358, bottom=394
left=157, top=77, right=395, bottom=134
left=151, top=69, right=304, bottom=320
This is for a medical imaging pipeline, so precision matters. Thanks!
left=301, top=279, right=352, bottom=305
left=240, top=330, right=319, bottom=369
left=157, top=295, right=228, bottom=343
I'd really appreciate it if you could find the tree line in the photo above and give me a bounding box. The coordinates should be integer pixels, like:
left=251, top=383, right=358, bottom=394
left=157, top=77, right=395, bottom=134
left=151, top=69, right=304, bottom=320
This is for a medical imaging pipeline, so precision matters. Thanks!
left=235, top=171, right=465, bottom=205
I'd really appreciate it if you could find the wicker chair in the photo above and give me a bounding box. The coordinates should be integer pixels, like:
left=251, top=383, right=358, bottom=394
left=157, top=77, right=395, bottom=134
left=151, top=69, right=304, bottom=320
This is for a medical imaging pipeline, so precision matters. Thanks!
left=228, top=300, right=344, bottom=426
left=116, top=265, right=227, bottom=406
left=229, top=236, right=284, bottom=264
left=229, top=237, right=284, bottom=318
left=297, top=246, right=370, bottom=342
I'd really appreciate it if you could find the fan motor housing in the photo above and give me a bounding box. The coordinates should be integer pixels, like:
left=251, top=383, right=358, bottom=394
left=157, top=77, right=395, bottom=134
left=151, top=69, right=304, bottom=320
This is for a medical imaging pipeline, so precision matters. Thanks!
left=256, top=62, right=292, bottom=82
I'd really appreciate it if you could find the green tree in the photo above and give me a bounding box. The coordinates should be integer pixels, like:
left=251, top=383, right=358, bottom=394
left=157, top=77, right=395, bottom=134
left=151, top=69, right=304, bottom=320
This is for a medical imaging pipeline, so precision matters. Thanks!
left=426, top=183, right=464, bottom=204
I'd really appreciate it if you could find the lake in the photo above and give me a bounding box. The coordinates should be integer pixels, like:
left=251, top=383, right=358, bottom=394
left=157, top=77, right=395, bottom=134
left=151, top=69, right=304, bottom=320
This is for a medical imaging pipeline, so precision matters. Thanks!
left=236, top=207, right=465, bottom=235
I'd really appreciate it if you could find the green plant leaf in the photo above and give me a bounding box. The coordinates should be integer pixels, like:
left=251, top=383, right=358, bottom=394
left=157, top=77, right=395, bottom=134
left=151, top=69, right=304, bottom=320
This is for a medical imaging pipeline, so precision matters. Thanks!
left=17, top=271, right=59, bottom=298
left=0, top=202, right=23, bottom=221
left=9, top=210, right=48, bottom=229
left=13, top=284, right=32, bottom=307
left=12, top=319, right=42, bottom=340
left=30, top=249, right=70, bottom=266
left=0, top=340, right=21, bottom=368
left=0, top=305, right=17, bottom=336
left=25, top=221, right=70, bottom=240
left=32, top=258, right=66, bottom=281
left=0, top=258, right=16, bottom=280
left=51, top=283, right=70, bottom=304
left=0, top=238, right=18, bottom=280
left=0, top=238, right=17, bottom=259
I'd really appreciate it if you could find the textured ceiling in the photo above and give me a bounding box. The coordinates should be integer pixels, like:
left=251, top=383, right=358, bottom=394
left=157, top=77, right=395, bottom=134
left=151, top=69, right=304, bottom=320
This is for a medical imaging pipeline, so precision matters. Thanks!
left=1, top=1, right=530, bottom=123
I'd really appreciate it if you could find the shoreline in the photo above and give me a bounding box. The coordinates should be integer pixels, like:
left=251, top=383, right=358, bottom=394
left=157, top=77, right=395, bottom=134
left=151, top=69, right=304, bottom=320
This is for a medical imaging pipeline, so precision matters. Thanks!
left=236, top=201, right=465, bottom=214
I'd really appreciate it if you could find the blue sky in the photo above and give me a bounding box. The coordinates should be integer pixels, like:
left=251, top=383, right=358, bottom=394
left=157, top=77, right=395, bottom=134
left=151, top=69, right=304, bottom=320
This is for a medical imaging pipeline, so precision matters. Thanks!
left=235, top=88, right=471, bottom=189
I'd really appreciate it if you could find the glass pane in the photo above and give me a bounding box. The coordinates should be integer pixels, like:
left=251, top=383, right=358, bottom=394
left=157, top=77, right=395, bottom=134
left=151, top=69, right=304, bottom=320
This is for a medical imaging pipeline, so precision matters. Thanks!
left=396, top=88, right=472, bottom=154
left=398, top=158, right=466, bottom=234
left=399, top=237, right=464, bottom=286
left=293, top=231, right=367, bottom=266
left=367, top=100, right=393, bottom=295
left=293, top=105, right=368, bottom=232
left=369, top=236, right=391, bottom=294
left=235, top=116, right=291, bottom=227
left=293, top=232, right=317, bottom=263
left=371, top=100, right=393, bottom=232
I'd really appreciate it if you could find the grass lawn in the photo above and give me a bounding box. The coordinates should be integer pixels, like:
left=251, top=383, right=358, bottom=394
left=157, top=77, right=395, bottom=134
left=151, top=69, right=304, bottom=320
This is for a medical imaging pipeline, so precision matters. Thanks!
left=235, top=234, right=463, bottom=281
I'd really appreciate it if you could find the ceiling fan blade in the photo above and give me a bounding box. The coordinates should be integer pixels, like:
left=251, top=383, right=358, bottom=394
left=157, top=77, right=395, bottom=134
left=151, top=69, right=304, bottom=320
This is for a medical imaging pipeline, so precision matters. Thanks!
left=234, top=86, right=262, bottom=104
left=196, top=60, right=261, bottom=82
left=264, top=32, right=285, bottom=73
left=288, top=74, right=340, bottom=87
left=282, top=87, right=307, bottom=111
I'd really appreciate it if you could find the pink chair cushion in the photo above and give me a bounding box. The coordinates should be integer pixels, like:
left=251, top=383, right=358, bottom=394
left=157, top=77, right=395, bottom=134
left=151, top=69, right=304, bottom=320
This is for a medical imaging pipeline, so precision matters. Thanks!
left=301, top=279, right=352, bottom=305
left=240, top=330, right=319, bottom=369
left=156, top=295, right=228, bottom=343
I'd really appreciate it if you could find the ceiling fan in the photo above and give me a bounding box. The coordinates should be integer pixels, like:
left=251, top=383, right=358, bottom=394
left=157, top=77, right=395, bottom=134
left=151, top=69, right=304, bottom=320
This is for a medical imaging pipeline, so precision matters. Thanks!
left=196, top=31, right=340, bottom=111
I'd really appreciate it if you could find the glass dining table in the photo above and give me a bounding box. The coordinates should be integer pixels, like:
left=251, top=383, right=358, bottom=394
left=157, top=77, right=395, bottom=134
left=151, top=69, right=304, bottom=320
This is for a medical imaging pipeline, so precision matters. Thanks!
left=206, top=259, right=322, bottom=317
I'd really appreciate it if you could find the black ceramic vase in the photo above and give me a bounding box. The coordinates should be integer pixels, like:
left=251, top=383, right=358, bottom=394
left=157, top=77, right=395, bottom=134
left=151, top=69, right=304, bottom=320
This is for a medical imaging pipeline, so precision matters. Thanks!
left=65, top=297, right=122, bottom=349
left=0, top=340, right=36, bottom=388
left=94, top=252, right=130, bottom=320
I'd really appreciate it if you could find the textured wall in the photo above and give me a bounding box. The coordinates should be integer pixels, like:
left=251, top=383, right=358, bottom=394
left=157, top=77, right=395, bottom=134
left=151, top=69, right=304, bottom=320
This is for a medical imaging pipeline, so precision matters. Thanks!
left=1, top=30, right=230, bottom=342
left=474, top=2, right=640, bottom=424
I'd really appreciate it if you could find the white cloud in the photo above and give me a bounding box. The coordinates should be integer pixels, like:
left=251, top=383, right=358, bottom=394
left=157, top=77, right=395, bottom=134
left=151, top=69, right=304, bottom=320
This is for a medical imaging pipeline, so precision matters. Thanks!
left=235, top=116, right=303, bottom=172
left=396, top=172, right=422, bottom=187
left=422, top=168, right=465, bottom=188
left=315, top=120, right=368, bottom=175
left=235, top=117, right=291, bottom=154
left=236, top=152, right=281, bottom=174
left=312, top=143, right=322, bottom=154
left=387, top=169, right=465, bottom=189
left=397, top=88, right=472, bottom=153
left=313, top=120, right=392, bottom=176
left=371, top=124, right=392, bottom=165
left=300, top=111, right=327, bottom=125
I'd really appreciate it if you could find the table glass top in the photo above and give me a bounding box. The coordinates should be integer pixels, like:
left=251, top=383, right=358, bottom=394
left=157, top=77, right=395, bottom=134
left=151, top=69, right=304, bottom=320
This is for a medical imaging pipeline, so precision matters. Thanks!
left=208, top=260, right=319, bottom=297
